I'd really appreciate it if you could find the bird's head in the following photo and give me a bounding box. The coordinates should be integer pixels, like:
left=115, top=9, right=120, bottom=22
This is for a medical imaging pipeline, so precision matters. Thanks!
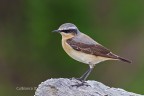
left=53, top=23, right=79, bottom=39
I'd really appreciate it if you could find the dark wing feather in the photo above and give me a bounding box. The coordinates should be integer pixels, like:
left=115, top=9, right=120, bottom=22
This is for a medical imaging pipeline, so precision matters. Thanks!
left=66, top=39, right=119, bottom=59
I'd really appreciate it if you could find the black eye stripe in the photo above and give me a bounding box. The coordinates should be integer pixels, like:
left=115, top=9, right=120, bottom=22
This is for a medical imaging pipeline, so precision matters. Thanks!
left=61, top=30, right=71, bottom=33
left=60, top=29, right=77, bottom=33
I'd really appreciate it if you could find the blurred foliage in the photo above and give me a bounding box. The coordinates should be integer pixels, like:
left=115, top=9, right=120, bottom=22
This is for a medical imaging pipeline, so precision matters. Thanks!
left=0, top=0, right=144, bottom=95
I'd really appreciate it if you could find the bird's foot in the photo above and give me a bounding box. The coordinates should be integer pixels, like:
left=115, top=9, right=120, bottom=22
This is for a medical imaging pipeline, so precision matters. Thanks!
left=70, top=77, right=90, bottom=87
left=70, top=77, right=84, bottom=82
left=71, top=81, right=90, bottom=87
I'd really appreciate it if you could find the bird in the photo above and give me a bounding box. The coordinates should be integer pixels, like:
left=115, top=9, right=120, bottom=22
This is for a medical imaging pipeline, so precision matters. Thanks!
left=53, top=23, right=131, bottom=83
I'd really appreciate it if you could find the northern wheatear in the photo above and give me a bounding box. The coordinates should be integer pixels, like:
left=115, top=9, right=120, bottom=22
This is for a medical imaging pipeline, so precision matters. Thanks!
left=53, top=23, right=131, bottom=82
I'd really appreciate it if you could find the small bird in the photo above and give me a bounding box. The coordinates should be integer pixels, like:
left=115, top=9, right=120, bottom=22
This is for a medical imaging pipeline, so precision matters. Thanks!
left=53, top=23, right=131, bottom=83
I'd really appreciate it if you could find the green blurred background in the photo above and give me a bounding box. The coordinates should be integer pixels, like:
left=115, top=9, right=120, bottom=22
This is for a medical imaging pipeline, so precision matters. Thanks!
left=0, top=0, right=144, bottom=95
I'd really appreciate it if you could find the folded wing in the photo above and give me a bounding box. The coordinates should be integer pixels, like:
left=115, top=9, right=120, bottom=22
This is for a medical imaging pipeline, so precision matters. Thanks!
left=67, top=38, right=131, bottom=63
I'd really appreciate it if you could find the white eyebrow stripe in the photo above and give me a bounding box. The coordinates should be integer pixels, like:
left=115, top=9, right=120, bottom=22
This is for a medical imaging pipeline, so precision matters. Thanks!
left=58, top=27, right=77, bottom=30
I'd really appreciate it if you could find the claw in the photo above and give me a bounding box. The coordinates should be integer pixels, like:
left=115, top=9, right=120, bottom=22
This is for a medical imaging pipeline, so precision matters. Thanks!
left=71, top=81, right=90, bottom=87
left=75, top=78, right=84, bottom=82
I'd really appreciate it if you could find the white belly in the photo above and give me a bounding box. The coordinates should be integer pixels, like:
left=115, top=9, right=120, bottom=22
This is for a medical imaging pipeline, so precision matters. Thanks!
left=62, top=40, right=110, bottom=65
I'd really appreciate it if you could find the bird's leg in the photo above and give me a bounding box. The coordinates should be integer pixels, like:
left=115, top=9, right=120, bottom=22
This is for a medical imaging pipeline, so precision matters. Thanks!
left=78, top=67, right=93, bottom=82
left=72, top=65, right=94, bottom=87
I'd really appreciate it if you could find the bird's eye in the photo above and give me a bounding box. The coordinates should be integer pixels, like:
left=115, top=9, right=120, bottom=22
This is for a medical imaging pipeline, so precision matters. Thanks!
left=61, top=29, right=77, bottom=34
left=64, top=30, right=71, bottom=33
left=60, top=30, right=70, bottom=33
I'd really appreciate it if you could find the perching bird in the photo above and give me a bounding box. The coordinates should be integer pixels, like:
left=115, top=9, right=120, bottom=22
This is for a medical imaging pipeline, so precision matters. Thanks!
left=53, top=23, right=131, bottom=83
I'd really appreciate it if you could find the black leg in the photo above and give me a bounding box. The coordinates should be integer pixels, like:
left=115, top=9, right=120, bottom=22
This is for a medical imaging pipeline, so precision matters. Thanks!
left=71, top=66, right=94, bottom=87
left=81, top=67, right=93, bottom=81
left=77, top=66, right=94, bottom=82
left=79, top=67, right=90, bottom=81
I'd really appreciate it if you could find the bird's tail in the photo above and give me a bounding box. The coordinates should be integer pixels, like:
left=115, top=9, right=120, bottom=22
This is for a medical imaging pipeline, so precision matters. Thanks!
left=118, top=57, right=132, bottom=63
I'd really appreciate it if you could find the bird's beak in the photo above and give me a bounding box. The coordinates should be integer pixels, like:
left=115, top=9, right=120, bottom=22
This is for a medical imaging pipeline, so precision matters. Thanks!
left=52, top=30, right=60, bottom=33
